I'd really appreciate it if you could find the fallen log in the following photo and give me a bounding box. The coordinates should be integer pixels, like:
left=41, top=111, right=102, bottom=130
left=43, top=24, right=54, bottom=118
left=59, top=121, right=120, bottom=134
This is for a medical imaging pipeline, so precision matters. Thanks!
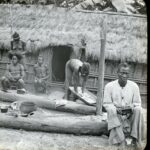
left=0, top=113, right=108, bottom=135
left=0, top=90, right=96, bottom=115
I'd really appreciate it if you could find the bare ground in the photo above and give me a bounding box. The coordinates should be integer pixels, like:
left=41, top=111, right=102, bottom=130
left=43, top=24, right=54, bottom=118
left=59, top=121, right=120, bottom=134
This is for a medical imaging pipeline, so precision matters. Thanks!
left=0, top=89, right=147, bottom=150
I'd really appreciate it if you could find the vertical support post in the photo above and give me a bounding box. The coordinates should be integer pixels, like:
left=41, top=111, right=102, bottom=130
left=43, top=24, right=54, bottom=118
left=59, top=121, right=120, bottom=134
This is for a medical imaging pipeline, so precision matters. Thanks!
left=9, top=4, right=13, bottom=35
left=96, top=19, right=107, bottom=115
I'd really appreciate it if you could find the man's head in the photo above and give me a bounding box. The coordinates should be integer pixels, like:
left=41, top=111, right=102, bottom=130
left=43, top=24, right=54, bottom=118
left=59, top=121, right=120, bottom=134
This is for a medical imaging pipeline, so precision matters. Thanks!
left=12, top=55, right=19, bottom=65
left=117, top=62, right=130, bottom=86
left=80, top=62, right=90, bottom=77
left=12, top=32, right=20, bottom=41
left=8, top=53, right=22, bottom=65
left=81, top=38, right=86, bottom=47
left=37, top=55, right=43, bottom=65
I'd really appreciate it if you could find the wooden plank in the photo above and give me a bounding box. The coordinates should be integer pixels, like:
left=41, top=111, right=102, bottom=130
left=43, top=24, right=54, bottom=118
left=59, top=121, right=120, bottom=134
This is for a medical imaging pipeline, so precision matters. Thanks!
left=69, top=86, right=96, bottom=106
left=0, top=90, right=96, bottom=115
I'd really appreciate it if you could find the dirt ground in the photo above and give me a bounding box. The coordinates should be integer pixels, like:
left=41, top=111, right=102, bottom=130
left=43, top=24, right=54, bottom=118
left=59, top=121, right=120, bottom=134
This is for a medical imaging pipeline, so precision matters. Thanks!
left=0, top=89, right=147, bottom=150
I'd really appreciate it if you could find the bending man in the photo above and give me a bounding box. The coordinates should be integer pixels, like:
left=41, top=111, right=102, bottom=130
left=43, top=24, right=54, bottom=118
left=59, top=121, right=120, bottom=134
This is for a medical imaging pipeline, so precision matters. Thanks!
left=64, top=59, right=90, bottom=99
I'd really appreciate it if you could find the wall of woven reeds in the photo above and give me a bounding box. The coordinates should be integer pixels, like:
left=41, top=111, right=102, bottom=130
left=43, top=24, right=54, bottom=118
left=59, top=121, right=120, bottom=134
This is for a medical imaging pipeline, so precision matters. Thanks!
left=0, top=49, right=147, bottom=108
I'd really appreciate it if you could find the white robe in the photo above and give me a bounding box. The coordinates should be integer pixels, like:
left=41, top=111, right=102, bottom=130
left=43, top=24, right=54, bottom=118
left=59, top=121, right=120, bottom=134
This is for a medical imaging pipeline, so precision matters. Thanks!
left=103, top=80, right=145, bottom=145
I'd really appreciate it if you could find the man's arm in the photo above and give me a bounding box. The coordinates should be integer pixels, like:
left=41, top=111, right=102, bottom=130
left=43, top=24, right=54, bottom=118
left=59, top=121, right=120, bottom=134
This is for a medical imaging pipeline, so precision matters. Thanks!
left=5, top=65, right=15, bottom=81
left=81, top=75, right=88, bottom=93
left=41, top=65, right=49, bottom=80
left=33, top=65, right=38, bottom=80
left=21, top=41, right=28, bottom=55
left=132, top=83, right=141, bottom=107
left=20, top=64, right=25, bottom=79
left=103, top=83, right=116, bottom=110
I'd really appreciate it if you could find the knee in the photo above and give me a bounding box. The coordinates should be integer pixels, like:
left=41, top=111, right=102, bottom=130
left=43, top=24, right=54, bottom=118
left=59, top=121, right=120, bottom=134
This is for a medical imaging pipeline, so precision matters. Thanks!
left=1, top=76, right=6, bottom=81
left=18, top=79, right=24, bottom=84
left=132, top=106, right=143, bottom=114
left=104, top=105, right=117, bottom=114
left=1, top=76, right=8, bottom=82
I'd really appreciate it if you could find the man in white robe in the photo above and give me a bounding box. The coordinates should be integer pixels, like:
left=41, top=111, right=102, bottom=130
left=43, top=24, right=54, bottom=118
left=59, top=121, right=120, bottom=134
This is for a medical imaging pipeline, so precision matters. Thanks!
left=103, top=62, right=145, bottom=149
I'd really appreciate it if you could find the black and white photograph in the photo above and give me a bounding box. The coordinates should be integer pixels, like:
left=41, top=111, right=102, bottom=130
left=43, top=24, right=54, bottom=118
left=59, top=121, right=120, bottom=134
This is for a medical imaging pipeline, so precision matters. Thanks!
left=0, top=0, right=147, bottom=150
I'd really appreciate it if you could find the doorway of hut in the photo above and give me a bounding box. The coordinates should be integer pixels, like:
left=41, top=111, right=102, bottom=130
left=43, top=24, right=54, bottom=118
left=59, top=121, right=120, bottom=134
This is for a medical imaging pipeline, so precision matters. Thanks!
left=52, top=45, right=73, bottom=82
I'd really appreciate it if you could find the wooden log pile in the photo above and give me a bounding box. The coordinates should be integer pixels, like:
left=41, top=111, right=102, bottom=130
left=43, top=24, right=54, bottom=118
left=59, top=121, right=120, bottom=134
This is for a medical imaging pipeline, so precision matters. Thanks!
left=0, top=113, right=108, bottom=135
left=0, top=90, right=96, bottom=115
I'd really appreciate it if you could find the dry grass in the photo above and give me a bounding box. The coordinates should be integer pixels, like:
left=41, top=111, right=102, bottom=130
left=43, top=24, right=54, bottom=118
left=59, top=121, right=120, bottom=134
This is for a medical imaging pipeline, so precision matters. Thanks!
left=0, top=4, right=147, bottom=63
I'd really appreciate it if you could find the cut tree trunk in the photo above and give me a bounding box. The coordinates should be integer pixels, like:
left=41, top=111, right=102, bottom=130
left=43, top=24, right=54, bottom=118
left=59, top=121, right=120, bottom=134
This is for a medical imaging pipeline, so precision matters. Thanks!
left=0, top=113, right=108, bottom=135
left=0, top=90, right=96, bottom=115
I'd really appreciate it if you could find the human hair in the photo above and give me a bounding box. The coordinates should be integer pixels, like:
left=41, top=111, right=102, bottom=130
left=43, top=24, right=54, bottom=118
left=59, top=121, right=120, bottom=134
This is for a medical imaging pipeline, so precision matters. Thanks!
left=117, top=62, right=129, bottom=73
left=81, top=62, right=90, bottom=76
left=8, top=52, right=22, bottom=61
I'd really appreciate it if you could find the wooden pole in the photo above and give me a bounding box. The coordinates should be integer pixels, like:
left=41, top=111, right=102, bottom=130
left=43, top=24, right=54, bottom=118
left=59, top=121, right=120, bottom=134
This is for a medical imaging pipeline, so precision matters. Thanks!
left=96, top=19, right=107, bottom=115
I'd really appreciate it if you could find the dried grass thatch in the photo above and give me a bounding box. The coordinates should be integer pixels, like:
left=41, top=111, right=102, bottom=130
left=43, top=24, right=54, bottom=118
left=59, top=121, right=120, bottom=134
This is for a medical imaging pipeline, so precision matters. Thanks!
left=0, top=4, right=147, bottom=63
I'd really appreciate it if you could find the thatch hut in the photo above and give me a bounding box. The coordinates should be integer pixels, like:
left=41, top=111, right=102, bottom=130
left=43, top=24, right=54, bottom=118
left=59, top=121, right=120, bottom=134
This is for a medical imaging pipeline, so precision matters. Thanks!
left=0, top=4, right=147, bottom=107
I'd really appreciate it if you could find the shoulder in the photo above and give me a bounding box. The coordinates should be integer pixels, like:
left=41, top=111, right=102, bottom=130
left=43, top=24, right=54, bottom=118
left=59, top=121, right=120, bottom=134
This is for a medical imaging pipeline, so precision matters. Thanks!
left=19, top=64, right=24, bottom=70
left=20, top=40, right=26, bottom=44
left=33, top=64, right=39, bottom=70
left=105, top=80, right=118, bottom=89
left=34, top=64, right=38, bottom=68
left=127, top=80, right=139, bottom=89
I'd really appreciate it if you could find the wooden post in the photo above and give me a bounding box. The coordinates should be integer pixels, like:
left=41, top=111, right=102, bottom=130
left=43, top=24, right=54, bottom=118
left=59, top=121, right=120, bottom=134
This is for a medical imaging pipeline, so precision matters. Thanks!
left=96, top=20, right=107, bottom=115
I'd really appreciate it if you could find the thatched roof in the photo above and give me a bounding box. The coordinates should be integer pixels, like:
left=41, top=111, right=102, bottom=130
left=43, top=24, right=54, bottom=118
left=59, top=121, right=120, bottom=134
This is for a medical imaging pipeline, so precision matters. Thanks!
left=0, top=4, right=147, bottom=63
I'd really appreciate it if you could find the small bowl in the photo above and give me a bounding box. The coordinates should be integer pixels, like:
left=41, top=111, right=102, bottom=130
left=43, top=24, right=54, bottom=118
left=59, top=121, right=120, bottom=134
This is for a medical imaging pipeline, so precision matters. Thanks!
left=1, top=106, right=8, bottom=113
left=20, top=102, right=36, bottom=115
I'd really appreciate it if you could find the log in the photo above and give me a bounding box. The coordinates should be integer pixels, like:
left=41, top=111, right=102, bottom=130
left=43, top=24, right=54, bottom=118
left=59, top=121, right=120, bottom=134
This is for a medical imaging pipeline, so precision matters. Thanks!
left=0, top=90, right=96, bottom=115
left=0, top=113, right=108, bottom=135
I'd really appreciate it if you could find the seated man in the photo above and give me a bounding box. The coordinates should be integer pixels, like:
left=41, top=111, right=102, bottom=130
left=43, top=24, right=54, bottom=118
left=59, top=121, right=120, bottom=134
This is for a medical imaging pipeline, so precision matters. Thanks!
left=33, top=55, right=49, bottom=93
left=103, top=62, right=144, bottom=149
left=64, top=59, right=90, bottom=99
left=1, top=53, right=25, bottom=92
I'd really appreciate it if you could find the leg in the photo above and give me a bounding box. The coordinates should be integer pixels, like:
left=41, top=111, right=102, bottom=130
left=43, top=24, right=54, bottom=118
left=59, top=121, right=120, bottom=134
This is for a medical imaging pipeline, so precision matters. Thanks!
left=64, top=62, right=72, bottom=99
left=17, top=79, right=25, bottom=89
left=1, top=76, right=10, bottom=92
left=130, top=106, right=145, bottom=147
left=20, top=55, right=27, bottom=72
left=105, top=105, right=125, bottom=145
left=34, top=79, right=39, bottom=93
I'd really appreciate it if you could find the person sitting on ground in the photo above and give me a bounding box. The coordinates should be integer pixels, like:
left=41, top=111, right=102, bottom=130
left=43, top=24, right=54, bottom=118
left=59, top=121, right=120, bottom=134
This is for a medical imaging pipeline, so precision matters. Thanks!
left=33, top=55, right=49, bottom=93
left=64, top=59, right=90, bottom=99
left=9, top=32, right=28, bottom=71
left=1, top=53, right=25, bottom=92
left=103, top=62, right=144, bottom=149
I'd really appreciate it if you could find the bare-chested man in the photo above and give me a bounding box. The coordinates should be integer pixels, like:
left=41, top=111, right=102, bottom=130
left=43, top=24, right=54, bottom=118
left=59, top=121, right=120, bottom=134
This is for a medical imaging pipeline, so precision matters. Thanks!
left=64, top=59, right=90, bottom=99
left=1, top=53, right=25, bottom=92
left=33, top=55, right=49, bottom=93
left=9, top=32, right=28, bottom=71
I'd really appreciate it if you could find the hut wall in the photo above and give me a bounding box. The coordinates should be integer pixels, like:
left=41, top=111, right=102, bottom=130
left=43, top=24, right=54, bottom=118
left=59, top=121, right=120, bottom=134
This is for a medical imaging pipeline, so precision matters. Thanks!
left=0, top=5, right=147, bottom=107
left=0, top=54, right=147, bottom=108
left=86, top=59, right=147, bottom=108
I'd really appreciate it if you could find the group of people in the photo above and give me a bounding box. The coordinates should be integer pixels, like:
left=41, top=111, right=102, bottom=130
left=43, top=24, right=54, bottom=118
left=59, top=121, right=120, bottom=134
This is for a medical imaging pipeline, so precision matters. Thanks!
left=0, top=32, right=145, bottom=149
left=1, top=32, right=49, bottom=93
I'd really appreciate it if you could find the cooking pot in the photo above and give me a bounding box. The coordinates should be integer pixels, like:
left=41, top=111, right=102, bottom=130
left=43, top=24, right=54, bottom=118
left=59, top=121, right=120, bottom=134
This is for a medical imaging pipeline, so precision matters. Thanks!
left=0, top=105, right=9, bottom=113
left=19, top=102, right=36, bottom=115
